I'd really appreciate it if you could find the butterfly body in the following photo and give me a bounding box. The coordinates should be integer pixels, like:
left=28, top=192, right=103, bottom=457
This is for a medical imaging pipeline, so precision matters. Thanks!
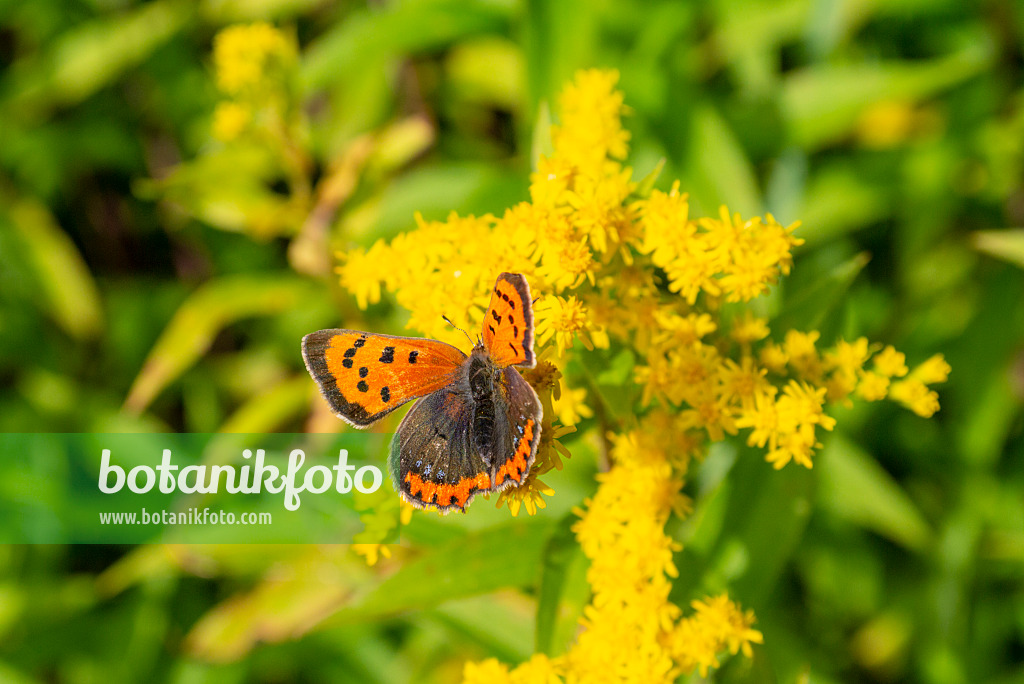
left=302, top=273, right=541, bottom=513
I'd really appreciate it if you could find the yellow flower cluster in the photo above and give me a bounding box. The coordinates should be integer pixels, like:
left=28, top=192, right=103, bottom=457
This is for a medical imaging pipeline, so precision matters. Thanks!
left=210, top=23, right=297, bottom=142
left=463, top=415, right=761, bottom=684
left=639, top=187, right=801, bottom=304
left=333, top=69, right=949, bottom=680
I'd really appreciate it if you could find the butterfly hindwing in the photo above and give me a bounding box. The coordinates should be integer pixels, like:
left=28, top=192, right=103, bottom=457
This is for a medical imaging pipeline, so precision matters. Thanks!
left=490, top=366, right=542, bottom=490
left=389, top=388, right=492, bottom=513
left=481, top=272, right=535, bottom=368
left=302, top=329, right=466, bottom=427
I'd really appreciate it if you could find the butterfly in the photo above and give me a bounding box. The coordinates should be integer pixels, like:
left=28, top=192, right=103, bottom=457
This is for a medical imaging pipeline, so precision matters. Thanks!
left=302, top=272, right=542, bottom=513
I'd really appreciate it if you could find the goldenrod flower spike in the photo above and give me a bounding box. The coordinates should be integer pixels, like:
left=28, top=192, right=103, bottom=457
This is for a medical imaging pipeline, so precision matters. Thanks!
left=326, top=68, right=948, bottom=679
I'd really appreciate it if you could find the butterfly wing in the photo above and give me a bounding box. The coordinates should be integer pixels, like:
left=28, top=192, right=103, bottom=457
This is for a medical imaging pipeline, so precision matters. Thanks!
left=490, top=366, right=543, bottom=491
left=481, top=272, right=536, bottom=368
left=302, top=329, right=466, bottom=427
left=389, top=387, right=492, bottom=513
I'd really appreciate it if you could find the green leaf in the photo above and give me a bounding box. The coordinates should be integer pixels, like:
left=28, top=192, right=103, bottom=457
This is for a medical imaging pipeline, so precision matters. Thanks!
left=124, top=275, right=316, bottom=414
left=679, top=447, right=814, bottom=605
left=535, top=512, right=589, bottom=655
left=971, top=229, right=1024, bottom=270
left=432, top=594, right=535, bottom=664
left=633, top=158, right=666, bottom=199
left=796, top=164, right=891, bottom=246
left=5, top=198, right=103, bottom=339
left=137, top=146, right=305, bottom=237
left=301, top=0, right=509, bottom=91
left=326, top=519, right=554, bottom=624
left=217, top=376, right=312, bottom=434
left=185, top=548, right=354, bottom=662
left=771, top=252, right=870, bottom=334
left=781, top=43, right=993, bottom=149
left=523, top=0, right=596, bottom=109
left=684, top=103, right=762, bottom=217
left=4, top=0, right=190, bottom=117
left=817, top=436, right=932, bottom=550
left=531, top=101, right=554, bottom=172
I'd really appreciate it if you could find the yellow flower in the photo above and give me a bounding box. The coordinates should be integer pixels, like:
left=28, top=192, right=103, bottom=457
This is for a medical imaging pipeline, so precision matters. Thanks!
left=889, top=379, right=941, bottom=417
left=856, top=371, right=890, bottom=401
left=827, top=337, right=871, bottom=376
left=530, top=156, right=577, bottom=207
left=320, top=68, right=949, bottom=683
left=336, top=239, right=387, bottom=309
left=737, top=381, right=835, bottom=469
left=857, top=100, right=918, bottom=148
left=496, top=474, right=555, bottom=517
left=213, top=22, right=295, bottom=96
left=399, top=501, right=415, bottom=526
left=508, top=654, right=563, bottom=684
left=730, top=312, right=770, bottom=346
left=672, top=594, right=763, bottom=674
left=534, top=295, right=609, bottom=356
left=873, top=345, right=909, bottom=377
left=759, top=341, right=789, bottom=373
left=552, top=386, right=593, bottom=426
left=212, top=101, right=251, bottom=141
left=351, top=543, right=391, bottom=566
left=637, top=181, right=691, bottom=266
left=463, top=658, right=513, bottom=684
left=654, top=311, right=717, bottom=347
left=551, top=68, right=630, bottom=167
left=784, top=329, right=824, bottom=381
left=718, top=357, right=770, bottom=412
left=909, top=354, right=951, bottom=384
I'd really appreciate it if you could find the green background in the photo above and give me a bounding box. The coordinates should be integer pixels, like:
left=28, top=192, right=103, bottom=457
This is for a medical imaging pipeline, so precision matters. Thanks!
left=1, top=0, right=1023, bottom=682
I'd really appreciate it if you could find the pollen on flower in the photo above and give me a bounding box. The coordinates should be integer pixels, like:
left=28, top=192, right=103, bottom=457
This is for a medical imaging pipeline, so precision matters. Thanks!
left=534, top=295, right=608, bottom=356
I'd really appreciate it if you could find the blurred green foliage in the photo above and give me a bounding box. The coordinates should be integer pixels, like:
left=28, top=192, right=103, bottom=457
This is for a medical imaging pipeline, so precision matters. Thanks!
left=1, top=0, right=1023, bottom=683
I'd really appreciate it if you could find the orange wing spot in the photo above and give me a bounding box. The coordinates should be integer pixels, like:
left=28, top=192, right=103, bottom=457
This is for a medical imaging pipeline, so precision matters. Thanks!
left=405, top=471, right=492, bottom=509
left=494, top=418, right=535, bottom=487
left=481, top=273, right=534, bottom=368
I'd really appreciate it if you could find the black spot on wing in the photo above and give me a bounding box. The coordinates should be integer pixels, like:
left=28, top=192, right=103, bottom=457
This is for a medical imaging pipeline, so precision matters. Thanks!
left=381, top=386, right=391, bottom=403
left=357, top=381, right=369, bottom=393
left=380, top=346, right=395, bottom=363
left=408, top=350, right=419, bottom=363
left=359, top=366, right=368, bottom=378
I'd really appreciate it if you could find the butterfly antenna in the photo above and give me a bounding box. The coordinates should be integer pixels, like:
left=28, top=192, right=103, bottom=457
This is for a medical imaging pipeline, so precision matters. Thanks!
left=442, top=315, right=475, bottom=347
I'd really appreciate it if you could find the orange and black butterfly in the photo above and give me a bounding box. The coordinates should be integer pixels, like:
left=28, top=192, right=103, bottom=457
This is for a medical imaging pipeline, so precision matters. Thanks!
left=302, top=273, right=541, bottom=513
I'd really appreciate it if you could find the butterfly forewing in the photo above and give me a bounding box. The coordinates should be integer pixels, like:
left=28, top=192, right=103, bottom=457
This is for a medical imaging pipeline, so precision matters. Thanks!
left=302, top=329, right=466, bottom=427
left=389, top=388, right=492, bottom=512
left=303, top=272, right=543, bottom=514
left=481, top=272, right=535, bottom=368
